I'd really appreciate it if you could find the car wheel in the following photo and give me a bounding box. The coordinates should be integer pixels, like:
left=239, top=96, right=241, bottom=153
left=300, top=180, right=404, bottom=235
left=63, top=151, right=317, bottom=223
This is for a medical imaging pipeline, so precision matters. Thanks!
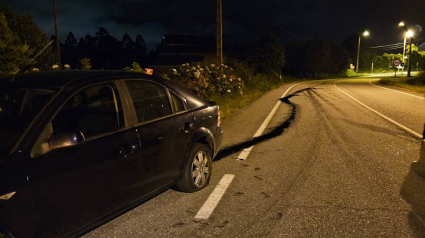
left=176, top=143, right=212, bottom=193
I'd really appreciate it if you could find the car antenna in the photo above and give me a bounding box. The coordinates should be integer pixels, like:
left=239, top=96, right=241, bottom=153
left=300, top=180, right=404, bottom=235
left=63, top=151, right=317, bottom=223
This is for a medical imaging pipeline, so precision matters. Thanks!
left=18, top=40, right=54, bottom=74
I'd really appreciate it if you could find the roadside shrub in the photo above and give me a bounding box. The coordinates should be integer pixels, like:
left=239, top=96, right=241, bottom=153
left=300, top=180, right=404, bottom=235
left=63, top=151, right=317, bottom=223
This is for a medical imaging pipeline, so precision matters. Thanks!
left=79, top=58, right=92, bottom=70
left=162, top=62, right=244, bottom=98
left=346, top=69, right=356, bottom=77
left=131, top=62, right=143, bottom=72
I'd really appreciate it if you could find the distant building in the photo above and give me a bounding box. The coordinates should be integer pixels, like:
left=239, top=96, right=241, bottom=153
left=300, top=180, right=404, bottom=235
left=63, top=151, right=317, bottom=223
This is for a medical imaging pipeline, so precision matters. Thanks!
left=150, top=35, right=216, bottom=68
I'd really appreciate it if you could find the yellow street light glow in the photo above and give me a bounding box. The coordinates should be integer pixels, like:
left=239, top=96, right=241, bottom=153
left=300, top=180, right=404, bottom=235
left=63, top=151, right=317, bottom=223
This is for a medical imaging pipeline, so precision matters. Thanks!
left=406, top=30, right=414, bottom=37
left=363, top=30, right=369, bottom=36
left=399, top=22, right=405, bottom=27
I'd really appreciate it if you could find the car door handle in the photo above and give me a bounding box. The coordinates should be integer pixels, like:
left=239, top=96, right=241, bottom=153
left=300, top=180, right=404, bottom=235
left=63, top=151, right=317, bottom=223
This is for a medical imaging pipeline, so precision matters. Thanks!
left=120, top=145, right=137, bottom=156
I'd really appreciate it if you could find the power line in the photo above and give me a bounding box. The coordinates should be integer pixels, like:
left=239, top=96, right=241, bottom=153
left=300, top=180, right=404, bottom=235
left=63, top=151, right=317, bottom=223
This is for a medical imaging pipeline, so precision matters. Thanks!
left=277, top=26, right=311, bottom=41
left=372, top=46, right=404, bottom=51
left=370, top=43, right=404, bottom=48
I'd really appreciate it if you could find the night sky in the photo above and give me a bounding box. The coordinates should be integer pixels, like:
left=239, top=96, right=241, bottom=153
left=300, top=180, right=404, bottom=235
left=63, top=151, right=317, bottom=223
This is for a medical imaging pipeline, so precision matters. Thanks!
left=3, top=0, right=425, bottom=50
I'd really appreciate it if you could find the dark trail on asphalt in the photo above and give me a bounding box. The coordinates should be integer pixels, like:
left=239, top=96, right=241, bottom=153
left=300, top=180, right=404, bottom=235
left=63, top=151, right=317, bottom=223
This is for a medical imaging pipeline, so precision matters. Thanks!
left=215, top=87, right=315, bottom=160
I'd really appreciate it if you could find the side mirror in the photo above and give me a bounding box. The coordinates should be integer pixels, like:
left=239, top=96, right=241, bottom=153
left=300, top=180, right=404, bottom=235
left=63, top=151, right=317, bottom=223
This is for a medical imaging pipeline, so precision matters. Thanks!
left=49, top=130, right=85, bottom=148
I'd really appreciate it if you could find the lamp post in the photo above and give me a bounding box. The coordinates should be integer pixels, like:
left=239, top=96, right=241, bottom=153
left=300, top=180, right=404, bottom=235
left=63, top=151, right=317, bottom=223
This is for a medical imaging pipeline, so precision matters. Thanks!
left=356, top=30, right=369, bottom=75
left=406, top=30, right=414, bottom=77
left=398, top=22, right=414, bottom=77
left=399, top=22, right=407, bottom=63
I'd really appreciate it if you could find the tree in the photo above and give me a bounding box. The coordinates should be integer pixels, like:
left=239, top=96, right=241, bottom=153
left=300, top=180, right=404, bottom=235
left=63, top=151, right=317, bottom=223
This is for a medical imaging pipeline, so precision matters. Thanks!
left=0, top=13, right=33, bottom=75
left=79, top=58, right=92, bottom=69
left=342, top=34, right=374, bottom=72
left=372, top=53, right=403, bottom=71
left=406, top=43, right=425, bottom=56
left=122, top=33, right=135, bottom=49
left=63, top=31, right=78, bottom=51
left=85, top=34, right=97, bottom=49
left=95, top=27, right=119, bottom=50
left=135, top=34, right=147, bottom=56
left=0, top=5, right=55, bottom=71
left=248, top=34, right=285, bottom=78
left=283, top=39, right=348, bottom=78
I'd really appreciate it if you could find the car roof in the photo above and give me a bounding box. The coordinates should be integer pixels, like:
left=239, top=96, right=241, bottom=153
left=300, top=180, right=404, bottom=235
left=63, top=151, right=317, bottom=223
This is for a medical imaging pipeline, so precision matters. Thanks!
left=0, top=70, right=209, bottom=110
left=0, top=70, right=140, bottom=89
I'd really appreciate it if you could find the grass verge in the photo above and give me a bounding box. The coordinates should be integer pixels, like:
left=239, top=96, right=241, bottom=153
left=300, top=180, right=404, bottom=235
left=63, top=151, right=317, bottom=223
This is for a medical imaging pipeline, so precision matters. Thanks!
left=378, top=72, right=425, bottom=93
left=208, top=74, right=302, bottom=120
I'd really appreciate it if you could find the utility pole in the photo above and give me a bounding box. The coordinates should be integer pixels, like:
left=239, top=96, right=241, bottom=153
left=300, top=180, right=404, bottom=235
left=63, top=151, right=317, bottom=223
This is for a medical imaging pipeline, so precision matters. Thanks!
left=356, top=35, right=361, bottom=75
left=216, top=0, right=223, bottom=65
left=356, top=31, right=369, bottom=75
left=53, top=0, right=62, bottom=69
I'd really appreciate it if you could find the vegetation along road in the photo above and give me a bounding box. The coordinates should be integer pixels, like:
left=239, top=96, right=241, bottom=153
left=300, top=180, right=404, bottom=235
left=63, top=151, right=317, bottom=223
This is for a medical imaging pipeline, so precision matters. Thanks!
left=84, top=77, right=425, bottom=237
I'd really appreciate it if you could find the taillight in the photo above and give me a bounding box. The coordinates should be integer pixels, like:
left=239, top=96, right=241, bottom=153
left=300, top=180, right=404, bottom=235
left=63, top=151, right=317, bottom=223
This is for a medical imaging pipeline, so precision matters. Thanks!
left=217, top=106, right=221, bottom=126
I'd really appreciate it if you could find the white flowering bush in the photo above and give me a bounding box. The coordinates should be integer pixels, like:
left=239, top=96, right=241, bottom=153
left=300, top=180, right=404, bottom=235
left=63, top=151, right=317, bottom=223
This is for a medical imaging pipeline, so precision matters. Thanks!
left=132, top=62, right=143, bottom=73
left=163, top=62, right=244, bottom=98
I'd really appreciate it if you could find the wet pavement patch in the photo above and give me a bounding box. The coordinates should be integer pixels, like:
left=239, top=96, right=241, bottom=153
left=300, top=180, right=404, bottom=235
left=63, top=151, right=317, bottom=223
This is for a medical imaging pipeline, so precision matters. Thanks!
left=172, top=222, right=186, bottom=228
left=261, top=192, right=271, bottom=198
left=213, top=220, right=229, bottom=228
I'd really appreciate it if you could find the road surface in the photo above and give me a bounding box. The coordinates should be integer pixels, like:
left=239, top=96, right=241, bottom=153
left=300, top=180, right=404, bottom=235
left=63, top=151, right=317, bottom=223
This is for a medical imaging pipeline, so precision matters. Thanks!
left=84, top=77, right=425, bottom=238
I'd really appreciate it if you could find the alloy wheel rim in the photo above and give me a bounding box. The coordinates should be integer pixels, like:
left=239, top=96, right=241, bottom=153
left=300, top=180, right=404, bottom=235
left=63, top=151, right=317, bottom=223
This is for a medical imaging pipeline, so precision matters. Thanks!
left=191, top=151, right=209, bottom=187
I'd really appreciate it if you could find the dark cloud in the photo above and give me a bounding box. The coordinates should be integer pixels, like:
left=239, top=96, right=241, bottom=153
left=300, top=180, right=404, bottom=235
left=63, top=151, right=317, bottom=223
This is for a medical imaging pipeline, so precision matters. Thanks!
left=2, top=0, right=425, bottom=49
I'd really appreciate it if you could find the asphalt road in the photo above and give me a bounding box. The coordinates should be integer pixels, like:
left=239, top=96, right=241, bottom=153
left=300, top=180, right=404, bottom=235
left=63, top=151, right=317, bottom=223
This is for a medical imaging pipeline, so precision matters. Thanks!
left=84, top=77, right=425, bottom=238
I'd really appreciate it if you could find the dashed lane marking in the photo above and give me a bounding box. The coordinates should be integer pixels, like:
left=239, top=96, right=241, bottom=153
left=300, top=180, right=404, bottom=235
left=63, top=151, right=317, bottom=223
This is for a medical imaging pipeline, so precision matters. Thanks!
left=194, top=174, right=235, bottom=220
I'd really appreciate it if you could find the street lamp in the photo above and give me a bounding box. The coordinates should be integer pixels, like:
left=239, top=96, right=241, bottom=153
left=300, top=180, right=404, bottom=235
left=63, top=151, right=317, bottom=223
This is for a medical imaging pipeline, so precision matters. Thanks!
left=398, top=22, right=414, bottom=77
left=406, top=30, right=414, bottom=77
left=356, top=30, right=369, bottom=75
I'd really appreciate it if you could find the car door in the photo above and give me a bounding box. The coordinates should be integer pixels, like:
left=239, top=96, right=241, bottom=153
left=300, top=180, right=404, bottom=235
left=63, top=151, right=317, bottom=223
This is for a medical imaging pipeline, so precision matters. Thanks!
left=123, top=79, right=193, bottom=194
left=26, top=82, right=143, bottom=238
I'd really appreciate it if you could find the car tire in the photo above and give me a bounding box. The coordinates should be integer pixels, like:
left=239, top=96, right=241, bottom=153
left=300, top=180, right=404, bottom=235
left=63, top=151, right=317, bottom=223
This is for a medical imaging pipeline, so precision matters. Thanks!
left=176, top=143, right=212, bottom=193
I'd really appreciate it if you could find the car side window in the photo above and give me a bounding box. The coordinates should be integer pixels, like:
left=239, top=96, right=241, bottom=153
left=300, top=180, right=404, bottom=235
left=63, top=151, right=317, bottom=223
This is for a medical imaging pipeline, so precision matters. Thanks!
left=169, top=91, right=185, bottom=113
left=125, top=80, right=172, bottom=123
left=54, top=84, right=123, bottom=138
left=31, top=83, right=123, bottom=157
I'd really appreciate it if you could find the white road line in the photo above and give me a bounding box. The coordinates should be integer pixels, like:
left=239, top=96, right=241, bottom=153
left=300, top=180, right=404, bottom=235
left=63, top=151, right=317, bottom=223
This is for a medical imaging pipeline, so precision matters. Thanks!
left=334, top=81, right=422, bottom=138
left=194, top=174, right=235, bottom=220
left=237, top=82, right=304, bottom=160
left=368, top=80, right=424, bottom=100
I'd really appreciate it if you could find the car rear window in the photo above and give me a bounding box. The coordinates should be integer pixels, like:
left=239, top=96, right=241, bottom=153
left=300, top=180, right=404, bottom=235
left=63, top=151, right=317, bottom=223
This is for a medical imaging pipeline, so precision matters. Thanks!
left=169, top=91, right=185, bottom=113
left=125, top=80, right=173, bottom=123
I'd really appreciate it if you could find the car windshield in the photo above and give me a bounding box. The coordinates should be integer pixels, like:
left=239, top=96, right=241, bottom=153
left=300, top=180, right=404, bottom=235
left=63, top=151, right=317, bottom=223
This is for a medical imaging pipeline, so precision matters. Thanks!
left=0, top=87, right=55, bottom=157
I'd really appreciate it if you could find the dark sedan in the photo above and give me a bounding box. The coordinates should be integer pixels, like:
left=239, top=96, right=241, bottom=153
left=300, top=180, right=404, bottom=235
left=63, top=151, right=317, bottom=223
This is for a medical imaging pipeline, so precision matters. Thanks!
left=0, top=71, right=223, bottom=238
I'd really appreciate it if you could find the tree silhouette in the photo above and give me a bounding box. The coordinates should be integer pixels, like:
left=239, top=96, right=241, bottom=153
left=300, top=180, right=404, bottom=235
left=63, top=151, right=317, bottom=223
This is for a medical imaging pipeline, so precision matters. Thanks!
left=63, top=31, right=77, bottom=51
left=122, top=33, right=135, bottom=49
left=135, top=34, right=147, bottom=56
